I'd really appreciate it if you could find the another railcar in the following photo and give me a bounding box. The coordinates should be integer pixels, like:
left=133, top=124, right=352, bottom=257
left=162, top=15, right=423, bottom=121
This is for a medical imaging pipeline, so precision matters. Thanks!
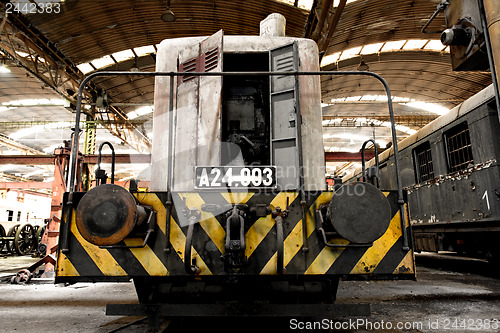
left=55, top=14, right=415, bottom=318
left=348, top=85, right=500, bottom=264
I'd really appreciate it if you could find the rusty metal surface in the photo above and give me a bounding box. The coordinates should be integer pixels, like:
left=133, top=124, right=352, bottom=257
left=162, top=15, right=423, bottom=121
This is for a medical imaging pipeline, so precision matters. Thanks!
left=76, top=184, right=137, bottom=246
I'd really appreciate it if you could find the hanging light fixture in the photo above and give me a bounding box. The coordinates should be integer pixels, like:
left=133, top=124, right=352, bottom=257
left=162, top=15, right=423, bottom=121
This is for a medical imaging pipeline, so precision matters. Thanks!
left=161, top=1, right=176, bottom=22
left=130, top=57, right=140, bottom=72
left=357, top=57, right=370, bottom=71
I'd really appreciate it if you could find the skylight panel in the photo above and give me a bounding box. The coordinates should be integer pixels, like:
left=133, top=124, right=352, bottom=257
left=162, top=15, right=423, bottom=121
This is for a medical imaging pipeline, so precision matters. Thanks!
left=360, top=42, right=384, bottom=55
left=320, top=52, right=341, bottom=67
left=91, top=55, right=115, bottom=69
left=402, top=101, right=449, bottom=115
left=133, top=45, right=156, bottom=57
left=77, top=63, right=94, bottom=74
left=320, top=39, right=450, bottom=68
left=112, top=49, right=135, bottom=62
left=381, top=40, right=406, bottom=52
left=135, top=106, right=154, bottom=116
left=334, top=0, right=358, bottom=6
left=15, top=51, right=30, bottom=57
left=275, top=0, right=358, bottom=10
left=424, top=39, right=447, bottom=51
left=403, top=39, right=428, bottom=50
left=392, top=96, right=412, bottom=103
left=330, top=97, right=346, bottom=102
left=339, top=46, right=362, bottom=60
left=127, top=111, right=138, bottom=120
left=360, top=95, right=378, bottom=101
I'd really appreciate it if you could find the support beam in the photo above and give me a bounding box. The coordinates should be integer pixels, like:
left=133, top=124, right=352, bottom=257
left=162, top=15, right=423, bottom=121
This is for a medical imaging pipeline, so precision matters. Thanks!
left=325, top=151, right=377, bottom=162
left=0, top=6, right=151, bottom=153
left=319, top=0, right=347, bottom=53
left=0, top=152, right=384, bottom=164
left=0, top=133, right=45, bottom=155
left=82, top=154, right=151, bottom=164
left=0, top=181, right=52, bottom=189
left=0, top=154, right=151, bottom=165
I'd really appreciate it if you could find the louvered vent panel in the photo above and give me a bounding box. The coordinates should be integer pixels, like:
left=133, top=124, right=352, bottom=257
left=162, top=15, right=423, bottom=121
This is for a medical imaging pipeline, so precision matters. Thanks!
left=204, top=47, right=219, bottom=72
left=178, top=57, right=198, bottom=84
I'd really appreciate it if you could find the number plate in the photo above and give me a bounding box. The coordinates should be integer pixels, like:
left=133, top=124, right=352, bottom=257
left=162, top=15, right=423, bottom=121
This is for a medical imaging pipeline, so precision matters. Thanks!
left=195, top=166, right=277, bottom=189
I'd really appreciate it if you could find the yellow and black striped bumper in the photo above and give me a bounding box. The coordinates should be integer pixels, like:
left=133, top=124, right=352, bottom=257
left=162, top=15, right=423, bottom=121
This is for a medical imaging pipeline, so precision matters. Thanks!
left=55, top=190, right=415, bottom=282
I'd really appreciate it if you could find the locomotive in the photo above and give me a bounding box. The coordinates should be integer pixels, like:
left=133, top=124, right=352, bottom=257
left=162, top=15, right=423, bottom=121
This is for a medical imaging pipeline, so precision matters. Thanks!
left=55, top=14, right=415, bottom=318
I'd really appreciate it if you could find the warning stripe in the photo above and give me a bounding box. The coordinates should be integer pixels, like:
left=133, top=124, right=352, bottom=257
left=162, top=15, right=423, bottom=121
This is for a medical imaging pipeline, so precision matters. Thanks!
left=182, top=192, right=225, bottom=253
left=69, top=215, right=127, bottom=276
left=60, top=229, right=103, bottom=277
left=373, top=228, right=413, bottom=275
left=128, top=194, right=170, bottom=276
left=107, top=245, right=151, bottom=276
left=134, top=193, right=167, bottom=234
left=393, top=250, right=415, bottom=274
left=245, top=192, right=298, bottom=259
left=56, top=253, right=80, bottom=277
left=267, top=191, right=331, bottom=274
left=305, top=238, right=349, bottom=274
left=260, top=192, right=324, bottom=274
left=124, top=239, right=169, bottom=276
left=220, top=192, right=254, bottom=205
left=349, top=209, right=404, bottom=274
left=301, top=192, right=410, bottom=275
left=168, top=200, right=213, bottom=276
left=57, top=190, right=415, bottom=280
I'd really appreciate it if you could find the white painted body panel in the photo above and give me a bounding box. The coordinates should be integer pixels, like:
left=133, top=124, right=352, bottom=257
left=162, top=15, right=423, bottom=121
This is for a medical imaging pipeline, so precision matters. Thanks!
left=152, top=35, right=325, bottom=191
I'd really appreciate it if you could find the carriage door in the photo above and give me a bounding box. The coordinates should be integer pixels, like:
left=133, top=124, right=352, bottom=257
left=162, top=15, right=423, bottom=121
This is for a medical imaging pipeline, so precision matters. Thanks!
left=270, top=42, right=300, bottom=190
left=175, top=30, right=223, bottom=190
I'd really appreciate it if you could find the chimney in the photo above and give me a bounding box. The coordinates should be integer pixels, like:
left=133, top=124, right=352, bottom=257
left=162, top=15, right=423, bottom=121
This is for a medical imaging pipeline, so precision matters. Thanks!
left=260, top=13, right=286, bottom=37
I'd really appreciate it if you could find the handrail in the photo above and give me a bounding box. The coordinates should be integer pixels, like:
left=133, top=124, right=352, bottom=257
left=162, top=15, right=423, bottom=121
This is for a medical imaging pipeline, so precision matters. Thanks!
left=361, top=139, right=380, bottom=188
left=96, top=141, right=115, bottom=185
left=61, top=70, right=409, bottom=253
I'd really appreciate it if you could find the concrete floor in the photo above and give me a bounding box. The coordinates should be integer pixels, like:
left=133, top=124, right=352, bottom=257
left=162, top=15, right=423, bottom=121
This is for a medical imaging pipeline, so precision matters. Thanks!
left=0, top=253, right=499, bottom=332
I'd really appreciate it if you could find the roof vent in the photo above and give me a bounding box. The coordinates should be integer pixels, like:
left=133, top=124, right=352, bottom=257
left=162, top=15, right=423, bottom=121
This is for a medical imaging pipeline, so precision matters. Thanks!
left=260, top=13, right=286, bottom=37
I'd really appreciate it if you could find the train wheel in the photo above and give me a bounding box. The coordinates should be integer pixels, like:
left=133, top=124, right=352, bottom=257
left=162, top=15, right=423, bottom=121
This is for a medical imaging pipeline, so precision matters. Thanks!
left=6, top=224, right=20, bottom=254
left=0, top=225, right=6, bottom=253
left=35, top=224, right=46, bottom=254
left=11, top=269, right=32, bottom=284
left=14, top=224, right=36, bottom=255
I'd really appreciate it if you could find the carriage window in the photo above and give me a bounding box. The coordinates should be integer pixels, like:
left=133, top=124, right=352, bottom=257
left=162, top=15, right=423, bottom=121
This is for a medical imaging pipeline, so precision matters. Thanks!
left=7, top=210, right=13, bottom=222
left=444, top=122, right=474, bottom=173
left=413, top=141, right=434, bottom=183
left=17, top=211, right=21, bottom=222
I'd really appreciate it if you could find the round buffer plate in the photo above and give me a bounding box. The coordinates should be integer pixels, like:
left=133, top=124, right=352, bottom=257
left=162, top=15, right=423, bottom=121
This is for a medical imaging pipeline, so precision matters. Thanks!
left=328, top=182, right=391, bottom=244
left=76, top=184, right=137, bottom=246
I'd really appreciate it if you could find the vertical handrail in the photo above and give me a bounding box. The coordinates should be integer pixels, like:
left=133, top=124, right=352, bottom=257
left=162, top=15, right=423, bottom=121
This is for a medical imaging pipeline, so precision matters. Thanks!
left=96, top=141, right=115, bottom=185
left=361, top=139, right=380, bottom=188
